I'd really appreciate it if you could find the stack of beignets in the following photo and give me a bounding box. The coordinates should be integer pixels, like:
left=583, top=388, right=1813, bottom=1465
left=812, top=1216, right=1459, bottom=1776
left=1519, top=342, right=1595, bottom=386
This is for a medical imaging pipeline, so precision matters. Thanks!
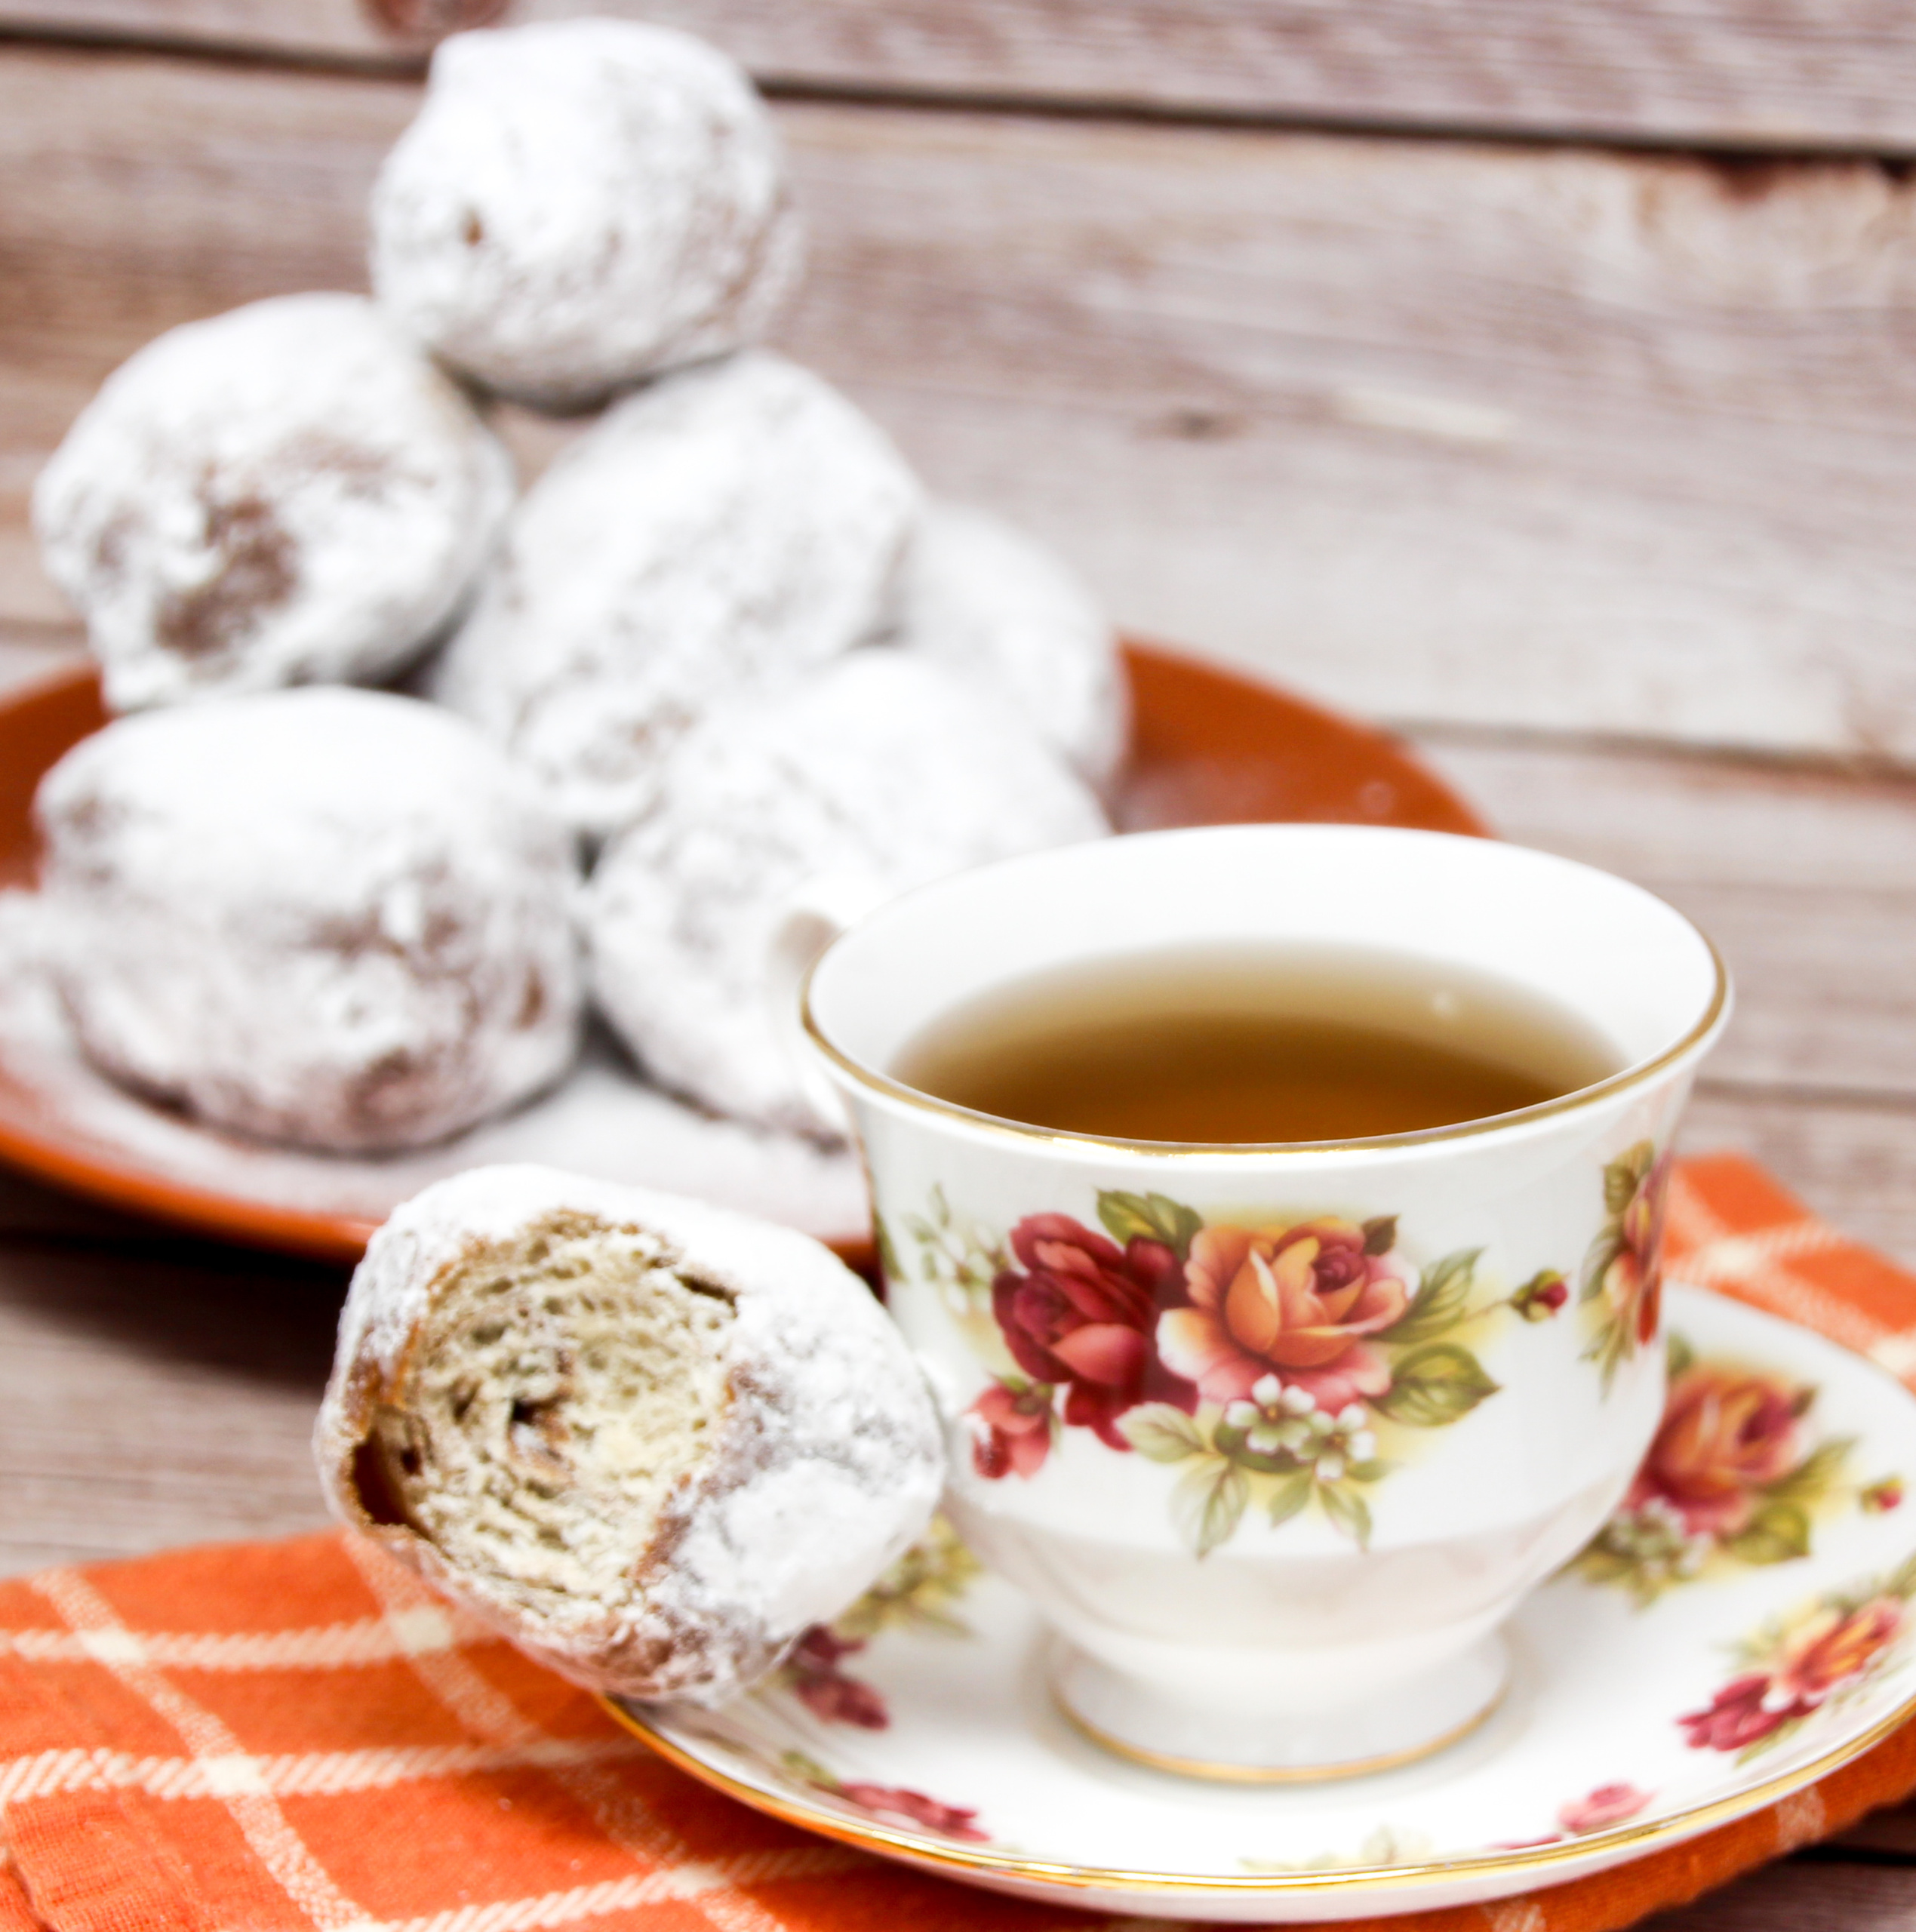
left=371, top=20, right=801, bottom=411
left=587, top=652, right=1109, bottom=1131
left=424, top=352, right=921, bottom=841
left=33, top=294, right=512, bottom=714
left=27, top=14, right=1124, bottom=1155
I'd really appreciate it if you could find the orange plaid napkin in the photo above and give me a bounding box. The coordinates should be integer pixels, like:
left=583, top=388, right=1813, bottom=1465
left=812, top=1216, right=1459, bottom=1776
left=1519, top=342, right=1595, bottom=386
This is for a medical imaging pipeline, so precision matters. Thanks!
left=4, top=1152, right=1916, bottom=1932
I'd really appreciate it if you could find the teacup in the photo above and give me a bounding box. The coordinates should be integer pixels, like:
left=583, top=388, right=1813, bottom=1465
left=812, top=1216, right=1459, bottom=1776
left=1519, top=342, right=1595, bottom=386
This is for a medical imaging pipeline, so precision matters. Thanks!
left=795, top=824, right=1729, bottom=1779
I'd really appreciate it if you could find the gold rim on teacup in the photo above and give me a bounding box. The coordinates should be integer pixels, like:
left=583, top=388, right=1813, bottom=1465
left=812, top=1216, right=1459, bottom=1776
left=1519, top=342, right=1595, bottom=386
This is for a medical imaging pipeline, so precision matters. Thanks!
left=798, top=895, right=1729, bottom=1161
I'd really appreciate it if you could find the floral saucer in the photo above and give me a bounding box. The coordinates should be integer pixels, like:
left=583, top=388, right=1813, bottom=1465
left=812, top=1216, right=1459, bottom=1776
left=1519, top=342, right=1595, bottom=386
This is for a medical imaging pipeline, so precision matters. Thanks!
left=607, top=1286, right=1916, bottom=1922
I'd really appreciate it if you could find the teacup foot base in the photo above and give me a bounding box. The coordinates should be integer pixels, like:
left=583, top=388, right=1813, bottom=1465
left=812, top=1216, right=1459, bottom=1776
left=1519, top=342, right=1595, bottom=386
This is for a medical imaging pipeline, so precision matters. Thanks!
left=1050, top=1634, right=1509, bottom=1783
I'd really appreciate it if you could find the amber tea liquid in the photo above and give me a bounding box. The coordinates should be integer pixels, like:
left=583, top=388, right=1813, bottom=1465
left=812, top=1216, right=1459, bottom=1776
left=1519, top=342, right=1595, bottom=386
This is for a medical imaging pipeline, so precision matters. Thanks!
left=891, top=943, right=1622, bottom=1143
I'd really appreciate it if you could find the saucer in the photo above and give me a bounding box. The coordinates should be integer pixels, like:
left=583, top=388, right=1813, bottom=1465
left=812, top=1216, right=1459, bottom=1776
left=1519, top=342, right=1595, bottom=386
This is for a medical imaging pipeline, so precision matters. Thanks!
left=609, top=1286, right=1916, bottom=1922
left=0, top=647, right=1483, bottom=1267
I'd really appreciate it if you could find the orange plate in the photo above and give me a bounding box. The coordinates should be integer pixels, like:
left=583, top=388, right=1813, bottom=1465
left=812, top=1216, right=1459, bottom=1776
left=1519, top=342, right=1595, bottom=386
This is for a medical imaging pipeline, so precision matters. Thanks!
left=0, top=646, right=1486, bottom=1265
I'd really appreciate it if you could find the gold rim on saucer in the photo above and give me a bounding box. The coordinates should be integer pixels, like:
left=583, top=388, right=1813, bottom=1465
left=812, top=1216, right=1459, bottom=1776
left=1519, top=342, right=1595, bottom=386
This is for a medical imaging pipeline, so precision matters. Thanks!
left=600, top=1675, right=1916, bottom=1899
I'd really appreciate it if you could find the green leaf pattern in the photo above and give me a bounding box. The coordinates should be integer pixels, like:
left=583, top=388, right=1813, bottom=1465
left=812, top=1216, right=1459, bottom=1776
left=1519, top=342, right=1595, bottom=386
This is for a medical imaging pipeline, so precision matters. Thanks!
left=1096, top=1190, right=1204, bottom=1261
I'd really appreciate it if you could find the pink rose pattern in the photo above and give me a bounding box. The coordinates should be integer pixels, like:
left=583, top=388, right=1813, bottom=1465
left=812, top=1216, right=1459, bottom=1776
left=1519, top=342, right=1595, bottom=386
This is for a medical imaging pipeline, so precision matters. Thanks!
left=1502, top=1783, right=1657, bottom=1848
left=1558, top=1783, right=1654, bottom=1835
left=835, top=1781, right=989, bottom=1841
left=960, top=1187, right=1575, bottom=1555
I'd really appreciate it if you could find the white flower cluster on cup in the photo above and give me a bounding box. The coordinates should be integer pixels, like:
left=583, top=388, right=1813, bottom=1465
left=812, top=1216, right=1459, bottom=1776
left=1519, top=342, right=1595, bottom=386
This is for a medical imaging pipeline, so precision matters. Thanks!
left=1225, top=1375, right=1378, bottom=1484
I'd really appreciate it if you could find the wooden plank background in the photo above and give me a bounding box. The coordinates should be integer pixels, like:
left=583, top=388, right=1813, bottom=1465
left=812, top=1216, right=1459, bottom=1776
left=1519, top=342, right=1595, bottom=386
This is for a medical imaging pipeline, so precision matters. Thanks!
left=10, top=34, right=1916, bottom=761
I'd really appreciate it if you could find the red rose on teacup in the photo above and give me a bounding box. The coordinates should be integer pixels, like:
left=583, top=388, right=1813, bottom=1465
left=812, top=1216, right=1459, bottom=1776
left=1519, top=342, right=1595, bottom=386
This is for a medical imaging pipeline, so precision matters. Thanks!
left=1627, top=1363, right=1803, bottom=1539
left=968, top=1380, right=1054, bottom=1479
left=1156, top=1220, right=1410, bottom=1412
left=990, top=1215, right=1192, bottom=1447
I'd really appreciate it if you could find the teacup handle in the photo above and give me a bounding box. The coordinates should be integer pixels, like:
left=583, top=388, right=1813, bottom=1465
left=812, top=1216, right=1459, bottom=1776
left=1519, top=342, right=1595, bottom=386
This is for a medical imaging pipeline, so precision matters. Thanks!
left=765, top=872, right=892, bottom=1139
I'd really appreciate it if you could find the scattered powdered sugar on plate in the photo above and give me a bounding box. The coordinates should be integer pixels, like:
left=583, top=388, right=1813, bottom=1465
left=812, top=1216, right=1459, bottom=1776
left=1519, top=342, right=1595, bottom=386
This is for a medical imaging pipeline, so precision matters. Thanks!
left=0, top=890, right=867, bottom=1241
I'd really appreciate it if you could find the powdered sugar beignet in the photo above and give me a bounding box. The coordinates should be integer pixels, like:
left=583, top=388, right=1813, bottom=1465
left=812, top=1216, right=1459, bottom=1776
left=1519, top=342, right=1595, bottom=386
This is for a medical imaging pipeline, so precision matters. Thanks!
left=315, top=1164, right=943, bottom=1704
left=32, top=294, right=512, bottom=714
left=371, top=20, right=800, bottom=410
left=35, top=689, right=581, bottom=1155
left=586, top=651, right=1109, bottom=1134
left=426, top=352, right=920, bottom=840
left=895, top=502, right=1129, bottom=792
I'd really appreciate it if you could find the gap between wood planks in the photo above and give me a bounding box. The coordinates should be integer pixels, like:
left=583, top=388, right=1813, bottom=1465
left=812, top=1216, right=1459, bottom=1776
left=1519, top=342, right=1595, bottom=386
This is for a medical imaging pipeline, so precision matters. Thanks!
left=11, top=11, right=1916, bottom=169
left=11, top=0, right=1916, bottom=162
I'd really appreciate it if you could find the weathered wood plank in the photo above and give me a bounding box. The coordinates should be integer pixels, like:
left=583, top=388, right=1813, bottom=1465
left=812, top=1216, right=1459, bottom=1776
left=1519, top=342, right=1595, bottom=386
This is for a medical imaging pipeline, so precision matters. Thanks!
left=0, top=1235, right=340, bottom=1574
left=1828, top=1801, right=1916, bottom=1857
left=9, top=47, right=1916, bottom=761
left=0, top=623, right=80, bottom=698
left=1417, top=734, right=1916, bottom=1103
left=777, top=109, right=1916, bottom=765
left=1680, top=1090, right=1916, bottom=1272
left=15, top=0, right=1916, bottom=157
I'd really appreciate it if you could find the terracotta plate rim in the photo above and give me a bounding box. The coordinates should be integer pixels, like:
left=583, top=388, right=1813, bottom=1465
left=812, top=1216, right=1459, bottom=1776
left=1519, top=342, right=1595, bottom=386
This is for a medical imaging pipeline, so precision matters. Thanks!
left=0, top=644, right=1487, bottom=1265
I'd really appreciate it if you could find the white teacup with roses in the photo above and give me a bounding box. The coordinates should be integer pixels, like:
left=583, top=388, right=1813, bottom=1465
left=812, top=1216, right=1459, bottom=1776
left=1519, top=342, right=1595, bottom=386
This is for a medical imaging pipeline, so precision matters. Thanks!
left=796, top=825, right=1729, bottom=1779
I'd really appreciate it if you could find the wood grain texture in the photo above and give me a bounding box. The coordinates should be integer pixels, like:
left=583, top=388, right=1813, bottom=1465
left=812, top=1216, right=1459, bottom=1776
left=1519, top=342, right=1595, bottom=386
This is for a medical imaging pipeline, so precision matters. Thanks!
left=777, top=107, right=1916, bottom=764
left=0, top=624, right=80, bottom=700
left=1679, top=1090, right=1916, bottom=1272
left=1416, top=734, right=1916, bottom=1102
left=9, top=46, right=1916, bottom=760
left=1828, top=1803, right=1916, bottom=1856
left=0, top=1228, right=341, bottom=1572
left=15, top=0, right=1916, bottom=156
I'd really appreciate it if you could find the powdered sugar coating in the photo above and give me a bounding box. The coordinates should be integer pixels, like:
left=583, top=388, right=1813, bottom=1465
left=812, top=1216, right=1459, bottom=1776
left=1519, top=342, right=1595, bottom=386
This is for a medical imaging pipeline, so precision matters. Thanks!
left=425, top=352, right=920, bottom=840
left=36, top=689, right=582, bottom=1154
left=894, top=501, right=1130, bottom=791
left=32, top=294, right=513, bottom=714
left=371, top=20, right=801, bottom=409
left=586, top=651, right=1110, bottom=1134
left=316, top=1163, right=943, bottom=1703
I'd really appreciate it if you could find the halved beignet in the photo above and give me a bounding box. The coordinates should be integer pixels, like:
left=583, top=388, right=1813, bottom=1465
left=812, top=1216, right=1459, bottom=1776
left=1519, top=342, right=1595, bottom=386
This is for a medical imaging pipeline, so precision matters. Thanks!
left=317, top=1165, right=943, bottom=1705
